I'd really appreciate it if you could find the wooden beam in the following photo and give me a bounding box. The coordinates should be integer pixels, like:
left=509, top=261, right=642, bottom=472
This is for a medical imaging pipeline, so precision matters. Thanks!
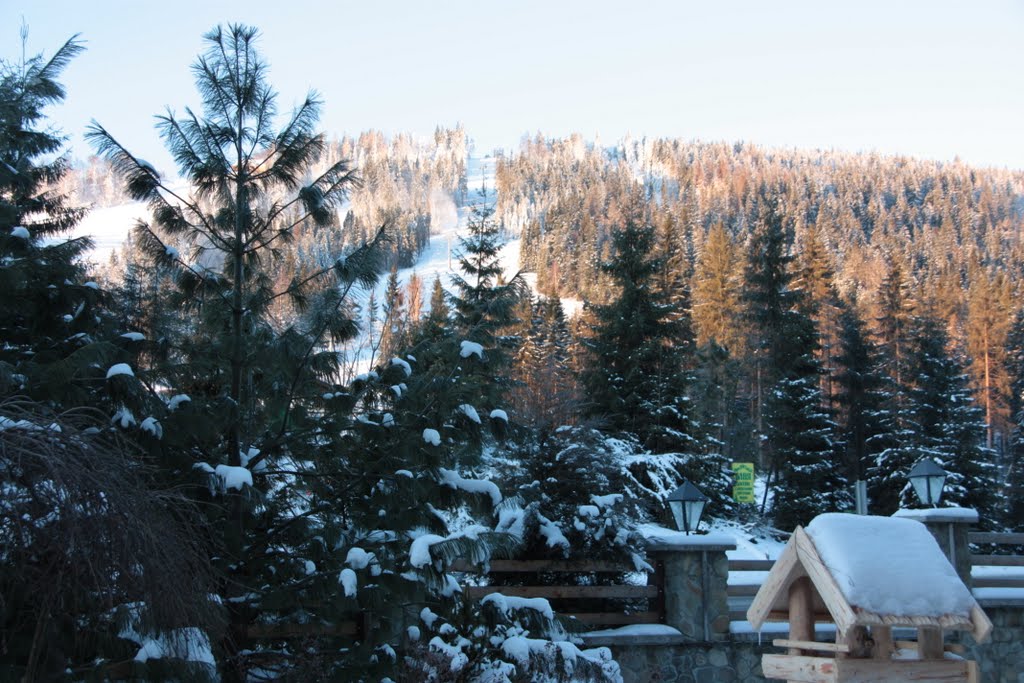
left=894, top=640, right=966, bottom=655
left=761, top=654, right=837, bottom=683
left=728, top=584, right=762, bottom=597
left=789, top=576, right=815, bottom=654
left=972, top=577, right=1024, bottom=588
left=729, top=559, right=776, bottom=571
left=747, top=531, right=804, bottom=629
left=968, top=532, right=1024, bottom=544
left=968, top=554, right=1024, bottom=567
left=562, top=611, right=661, bottom=626
left=793, top=527, right=857, bottom=635
left=464, top=584, right=658, bottom=600
left=970, top=603, right=993, bottom=644
left=451, top=559, right=634, bottom=573
left=762, top=655, right=975, bottom=682
left=762, top=610, right=836, bottom=623
left=835, top=658, right=971, bottom=681
left=772, top=639, right=849, bottom=654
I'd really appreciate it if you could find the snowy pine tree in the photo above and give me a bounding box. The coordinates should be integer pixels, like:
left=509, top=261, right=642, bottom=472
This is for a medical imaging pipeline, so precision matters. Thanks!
left=582, top=219, right=699, bottom=454
left=767, top=308, right=852, bottom=531
left=895, top=315, right=1000, bottom=523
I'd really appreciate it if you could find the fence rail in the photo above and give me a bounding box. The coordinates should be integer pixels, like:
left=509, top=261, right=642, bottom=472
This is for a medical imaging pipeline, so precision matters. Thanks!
left=457, top=557, right=666, bottom=628
left=970, top=531, right=1024, bottom=592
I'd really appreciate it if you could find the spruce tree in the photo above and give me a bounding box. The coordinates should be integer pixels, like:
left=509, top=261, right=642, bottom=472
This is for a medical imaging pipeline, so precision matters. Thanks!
left=766, top=307, right=851, bottom=531
left=583, top=219, right=699, bottom=454
left=379, top=264, right=407, bottom=361
left=743, top=195, right=798, bottom=465
left=447, top=194, right=527, bottom=410
left=834, top=302, right=892, bottom=488
left=876, top=254, right=914, bottom=403
left=1, top=34, right=217, bottom=680
left=742, top=194, right=849, bottom=525
left=0, top=34, right=100, bottom=404
left=896, top=315, right=1000, bottom=523
left=792, top=222, right=841, bottom=405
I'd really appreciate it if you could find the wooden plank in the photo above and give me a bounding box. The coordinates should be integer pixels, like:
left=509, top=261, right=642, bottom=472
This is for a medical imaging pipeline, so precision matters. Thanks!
left=972, top=577, right=1024, bottom=588
left=969, top=532, right=1024, bottom=545
left=894, top=640, right=966, bottom=655
left=727, top=584, right=762, bottom=597
left=772, top=639, right=849, bottom=653
left=835, top=658, right=971, bottom=681
left=967, top=660, right=979, bottom=683
left=968, top=554, right=1024, bottom=567
left=245, top=622, right=358, bottom=638
left=748, top=531, right=804, bottom=629
left=970, top=603, right=993, bottom=644
left=761, top=654, right=837, bottom=683
left=464, top=584, right=658, bottom=600
left=729, top=559, right=776, bottom=571
left=918, top=626, right=943, bottom=659
left=794, top=527, right=857, bottom=634
left=451, top=559, right=635, bottom=573
left=563, top=611, right=661, bottom=626
left=650, top=558, right=666, bottom=623
left=789, top=576, right=815, bottom=654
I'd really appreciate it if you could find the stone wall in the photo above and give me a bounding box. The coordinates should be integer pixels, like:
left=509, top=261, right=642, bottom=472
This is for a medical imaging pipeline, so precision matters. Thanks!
left=606, top=639, right=768, bottom=683
left=600, top=608, right=1024, bottom=683
left=964, top=604, right=1024, bottom=683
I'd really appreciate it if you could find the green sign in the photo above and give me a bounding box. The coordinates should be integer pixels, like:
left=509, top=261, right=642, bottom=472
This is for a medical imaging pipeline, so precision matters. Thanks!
left=731, top=462, right=755, bottom=503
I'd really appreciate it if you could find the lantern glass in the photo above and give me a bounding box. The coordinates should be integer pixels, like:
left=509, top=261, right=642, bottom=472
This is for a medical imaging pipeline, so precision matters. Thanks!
left=667, top=480, right=708, bottom=534
left=908, top=459, right=947, bottom=507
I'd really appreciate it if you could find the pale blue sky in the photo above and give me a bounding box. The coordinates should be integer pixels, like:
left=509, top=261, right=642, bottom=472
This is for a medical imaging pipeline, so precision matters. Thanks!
left=4, top=0, right=1023, bottom=174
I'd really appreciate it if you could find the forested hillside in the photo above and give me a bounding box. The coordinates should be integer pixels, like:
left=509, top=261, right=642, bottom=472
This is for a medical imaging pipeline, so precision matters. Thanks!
left=495, top=136, right=1024, bottom=462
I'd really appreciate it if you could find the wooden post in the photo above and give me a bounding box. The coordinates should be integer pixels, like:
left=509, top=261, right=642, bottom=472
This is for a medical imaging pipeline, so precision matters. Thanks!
left=787, top=576, right=814, bottom=655
left=649, top=558, right=666, bottom=624
left=836, top=624, right=870, bottom=659
left=918, top=626, right=943, bottom=659
left=871, top=625, right=894, bottom=659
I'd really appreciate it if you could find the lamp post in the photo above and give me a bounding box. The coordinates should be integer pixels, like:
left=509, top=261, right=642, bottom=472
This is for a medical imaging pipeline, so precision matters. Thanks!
left=667, top=480, right=708, bottom=535
left=909, top=458, right=947, bottom=507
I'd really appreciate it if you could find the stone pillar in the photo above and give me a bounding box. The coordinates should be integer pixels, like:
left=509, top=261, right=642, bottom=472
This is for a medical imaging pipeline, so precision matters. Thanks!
left=646, top=536, right=736, bottom=642
left=892, top=507, right=976, bottom=586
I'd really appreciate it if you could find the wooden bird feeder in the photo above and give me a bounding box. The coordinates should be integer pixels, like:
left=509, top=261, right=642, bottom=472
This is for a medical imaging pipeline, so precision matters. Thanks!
left=747, top=513, right=991, bottom=682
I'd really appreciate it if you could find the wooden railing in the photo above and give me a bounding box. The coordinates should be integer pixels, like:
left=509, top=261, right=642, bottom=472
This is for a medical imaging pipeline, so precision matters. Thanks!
left=455, top=558, right=665, bottom=627
left=969, top=531, right=1024, bottom=590
left=727, top=558, right=775, bottom=622
left=242, top=531, right=1024, bottom=640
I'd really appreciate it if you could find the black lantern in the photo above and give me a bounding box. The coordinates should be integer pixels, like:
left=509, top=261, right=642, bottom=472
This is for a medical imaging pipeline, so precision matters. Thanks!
left=667, top=480, right=708, bottom=535
left=909, top=458, right=947, bottom=507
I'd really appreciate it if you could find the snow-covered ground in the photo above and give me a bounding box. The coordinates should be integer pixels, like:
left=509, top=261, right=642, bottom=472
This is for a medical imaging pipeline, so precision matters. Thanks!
left=71, top=201, right=150, bottom=266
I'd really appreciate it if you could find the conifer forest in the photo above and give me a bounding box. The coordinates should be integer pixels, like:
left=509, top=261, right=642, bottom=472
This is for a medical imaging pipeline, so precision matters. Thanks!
left=2, top=21, right=1024, bottom=683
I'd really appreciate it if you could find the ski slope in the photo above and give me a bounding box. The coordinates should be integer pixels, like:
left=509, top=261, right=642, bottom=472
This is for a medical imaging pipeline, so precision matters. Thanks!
left=72, top=201, right=150, bottom=266
left=70, top=152, right=580, bottom=377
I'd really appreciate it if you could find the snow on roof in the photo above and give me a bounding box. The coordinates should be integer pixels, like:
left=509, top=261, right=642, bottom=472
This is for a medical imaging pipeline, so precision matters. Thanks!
left=805, top=513, right=974, bottom=619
